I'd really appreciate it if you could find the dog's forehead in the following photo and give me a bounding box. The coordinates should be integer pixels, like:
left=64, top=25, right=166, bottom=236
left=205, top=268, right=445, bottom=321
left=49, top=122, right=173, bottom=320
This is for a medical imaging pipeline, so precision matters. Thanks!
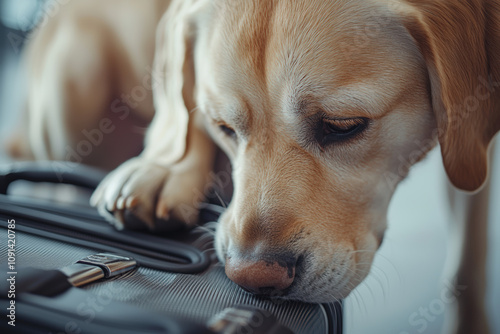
left=199, top=0, right=420, bottom=118
left=198, top=0, right=425, bottom=138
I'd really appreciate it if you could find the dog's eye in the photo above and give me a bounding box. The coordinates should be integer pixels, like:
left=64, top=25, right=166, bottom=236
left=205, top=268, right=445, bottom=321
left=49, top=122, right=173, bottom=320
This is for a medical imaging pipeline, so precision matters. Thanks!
left=319, top=118, right=368, bottom=145
left=219, top=124, right=237, bottom=138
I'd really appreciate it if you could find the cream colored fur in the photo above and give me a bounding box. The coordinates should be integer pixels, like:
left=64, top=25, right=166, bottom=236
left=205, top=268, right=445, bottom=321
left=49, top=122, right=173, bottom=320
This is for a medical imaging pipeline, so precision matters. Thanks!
left=9, top=1, right=500, bottom=333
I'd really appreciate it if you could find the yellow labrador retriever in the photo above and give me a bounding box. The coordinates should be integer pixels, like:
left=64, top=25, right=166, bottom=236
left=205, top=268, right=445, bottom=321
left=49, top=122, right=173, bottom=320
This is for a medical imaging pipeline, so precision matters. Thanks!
left=8, top=0, right=500, bottom=333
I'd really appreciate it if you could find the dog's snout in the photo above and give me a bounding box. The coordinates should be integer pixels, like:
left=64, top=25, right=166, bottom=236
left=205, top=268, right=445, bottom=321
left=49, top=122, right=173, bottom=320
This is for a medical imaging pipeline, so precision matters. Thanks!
left=225, top=256, right=296, bottom=295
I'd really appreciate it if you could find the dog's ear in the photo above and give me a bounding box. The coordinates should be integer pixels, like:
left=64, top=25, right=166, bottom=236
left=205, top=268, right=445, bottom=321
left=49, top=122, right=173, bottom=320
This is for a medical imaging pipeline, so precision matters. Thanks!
left=142, top=1, right=200, bottom=165
left=399, top=0, right=500, bottom=191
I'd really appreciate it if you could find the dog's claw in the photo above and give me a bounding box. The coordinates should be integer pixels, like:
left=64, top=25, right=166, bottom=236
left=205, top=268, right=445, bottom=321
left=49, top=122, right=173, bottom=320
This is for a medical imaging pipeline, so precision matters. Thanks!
left=89, top=193, right=99, bottom=207
left=156, top=203, right=170, bottom=221
left=106, top=200, right=117, bottom=212
left=116, top=197, right=126, bottom=210
left=126, top=196, right=139, bottom=209
left=112, top=210, right=125, bottom=230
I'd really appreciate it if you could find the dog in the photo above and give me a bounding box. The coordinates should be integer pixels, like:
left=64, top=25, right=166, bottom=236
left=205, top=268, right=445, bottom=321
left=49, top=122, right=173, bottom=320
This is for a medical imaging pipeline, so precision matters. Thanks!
left=7, top=0, right=500, bottom=333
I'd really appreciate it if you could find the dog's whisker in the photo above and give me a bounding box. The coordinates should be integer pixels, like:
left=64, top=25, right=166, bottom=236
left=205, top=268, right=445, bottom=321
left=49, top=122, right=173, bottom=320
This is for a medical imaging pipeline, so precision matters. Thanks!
left=351, top=288, right=368, bottom=317
left=349, top=250, right=402, bottom=285
left=203, top=221, right=219, bottom=229
left=354, top=262, right=390, bottom=297
left=349, top=263, right=391, bottom=306
left=213, top=191, right=228, bottom=209
left=189, top=106, right=200, bottom=114
left=193, top=226, right=217, bottom=236
left=343, top=282, right=362, bottom=314
left=357, top=261, right=396, bottom=293
left=343, top=267, right=376, bottom=310
left=344, top=281, right=369, bottom=316
left=366, top=269, right=388, bottom=302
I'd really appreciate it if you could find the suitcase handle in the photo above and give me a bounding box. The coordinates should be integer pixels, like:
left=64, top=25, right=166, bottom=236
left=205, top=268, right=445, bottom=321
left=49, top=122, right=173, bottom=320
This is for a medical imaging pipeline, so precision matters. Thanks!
left=0, top=162, right=216, bottom=274
left=0, top=161, right=104, bottom=194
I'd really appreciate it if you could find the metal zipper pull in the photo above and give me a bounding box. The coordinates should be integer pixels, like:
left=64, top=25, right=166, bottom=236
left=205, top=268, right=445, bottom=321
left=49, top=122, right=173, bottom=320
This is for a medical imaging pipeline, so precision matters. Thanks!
left=60, top=253, right=136, bottom=287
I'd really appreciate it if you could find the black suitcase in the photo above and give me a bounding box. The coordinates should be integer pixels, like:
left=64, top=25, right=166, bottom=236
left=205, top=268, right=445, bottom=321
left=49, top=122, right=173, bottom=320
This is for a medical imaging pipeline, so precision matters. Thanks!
left=0, top=162, right=343, bottom=334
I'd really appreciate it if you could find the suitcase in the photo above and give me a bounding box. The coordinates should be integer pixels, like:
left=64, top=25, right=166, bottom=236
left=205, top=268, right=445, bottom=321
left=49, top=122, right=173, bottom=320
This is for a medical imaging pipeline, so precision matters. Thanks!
left=0, top=162, right=343, bottom=334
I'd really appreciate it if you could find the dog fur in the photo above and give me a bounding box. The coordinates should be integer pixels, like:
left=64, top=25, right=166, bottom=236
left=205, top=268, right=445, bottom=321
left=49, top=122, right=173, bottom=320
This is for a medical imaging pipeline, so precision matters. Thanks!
left=8, top=0, right=500, bottom=332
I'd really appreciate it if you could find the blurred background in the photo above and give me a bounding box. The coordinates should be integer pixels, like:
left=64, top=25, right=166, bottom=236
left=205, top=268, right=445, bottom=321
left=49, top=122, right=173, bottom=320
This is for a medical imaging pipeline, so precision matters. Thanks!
left=0, top=1, right=499, bottom=333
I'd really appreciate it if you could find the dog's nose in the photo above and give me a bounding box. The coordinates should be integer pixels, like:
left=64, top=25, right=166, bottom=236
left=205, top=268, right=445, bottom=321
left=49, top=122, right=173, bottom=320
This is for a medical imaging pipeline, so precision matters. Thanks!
left=225, top=256, right=295, bottom=295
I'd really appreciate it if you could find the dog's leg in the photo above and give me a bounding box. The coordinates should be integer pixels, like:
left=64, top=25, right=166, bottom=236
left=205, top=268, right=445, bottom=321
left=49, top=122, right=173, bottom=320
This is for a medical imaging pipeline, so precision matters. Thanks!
left=17, top=18, right=111, bottom=165
left=12, top=16, right=149, bottom=171
left=91, top=109, right=216, bottom=230
left=27, top=18, right=110, bottom=160
left=444, top=144, right=496, bottom=334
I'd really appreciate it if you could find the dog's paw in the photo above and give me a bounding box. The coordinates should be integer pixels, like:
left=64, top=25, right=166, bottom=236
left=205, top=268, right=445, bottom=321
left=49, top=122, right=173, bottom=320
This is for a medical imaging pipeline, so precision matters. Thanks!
left=90, top=157, right=204, bottom=231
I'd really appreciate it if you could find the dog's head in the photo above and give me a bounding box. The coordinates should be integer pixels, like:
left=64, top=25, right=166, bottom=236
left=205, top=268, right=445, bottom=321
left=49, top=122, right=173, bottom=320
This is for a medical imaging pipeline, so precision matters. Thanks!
left=155, top=0, right=500, bottom=302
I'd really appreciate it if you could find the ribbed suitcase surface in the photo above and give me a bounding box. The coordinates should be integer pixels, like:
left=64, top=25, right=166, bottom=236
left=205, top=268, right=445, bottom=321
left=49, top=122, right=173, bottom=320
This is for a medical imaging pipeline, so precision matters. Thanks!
left=0, top=163, right=342, bottom=334
left=2, top=231, right=333, bottom=333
